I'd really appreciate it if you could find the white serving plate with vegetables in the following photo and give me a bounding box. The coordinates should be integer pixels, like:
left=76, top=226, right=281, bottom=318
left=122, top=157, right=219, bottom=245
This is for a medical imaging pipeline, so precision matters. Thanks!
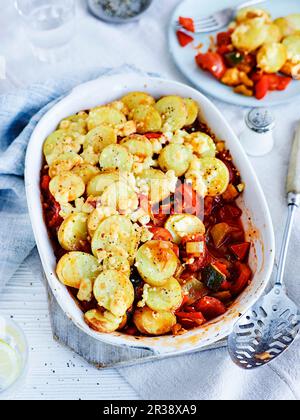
left=169, top=0, right=300, bottom=107
left=25, top=74, right=275, bottom=356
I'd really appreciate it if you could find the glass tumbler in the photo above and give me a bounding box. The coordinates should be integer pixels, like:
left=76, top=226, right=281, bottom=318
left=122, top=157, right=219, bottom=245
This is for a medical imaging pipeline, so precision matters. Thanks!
left=0, top=315, right=28, bottom=399
left=15, top=0, right=76, bottom=63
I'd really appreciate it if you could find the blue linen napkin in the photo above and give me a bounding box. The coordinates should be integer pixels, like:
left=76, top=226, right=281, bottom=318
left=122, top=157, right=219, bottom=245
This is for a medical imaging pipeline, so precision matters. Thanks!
left=0, top=65, right=143, bottom=291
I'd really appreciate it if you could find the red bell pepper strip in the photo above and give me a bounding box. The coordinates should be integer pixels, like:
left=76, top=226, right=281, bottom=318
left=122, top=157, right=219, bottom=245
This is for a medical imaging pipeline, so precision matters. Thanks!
left=144, top=132, right=162, bottom=139
left=196, top=52, right=227, bottom=80
left=179, top=16, right=195, bottom=33
left=230, top=243, right=250, bottom=261
left=231, top=262, right=252, bottom=296
left=254, top=73, right=292, bottom=99
left=177, top=30, right=194, bottom=48
left=255, top=75, right=269, bottom=100
left=195, top=296, right=226, bottom=320
left=176, top=311, right=206, bottom=328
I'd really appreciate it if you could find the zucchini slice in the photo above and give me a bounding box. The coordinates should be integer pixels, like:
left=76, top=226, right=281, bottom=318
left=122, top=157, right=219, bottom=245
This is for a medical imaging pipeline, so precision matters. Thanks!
left=93, top=270, right=134, bottom=317
left=56, top=252, right=100, bottom=289
left=58, top=213, right=89, bottom=252
left=101, top=181, right=139, bottom=213
left=85, top=309, right=123, bottom=333
left=120, top=135, right=153, bottom=160
left=91, top=215, right=137, bottom=262
left=135, top=241, right=178, bottom=287
left=71, top=163, right=100, bottom=185
left=197, top=157, right=230, bottom=197
left=87, top=171, right=120, bottom=197
left=130, top=105, right=162, bottom=134
left=184, top=98, right=199, bottom=126
left=43, top=130, right=82, bottom=165
left=49, top=172, right=85, bottom=204
left=121, top=92, right=155, bottom=110
left=165, top=214, right=206, bottom=245
left=49, top=152, right=83, bottom=178
left=87, top=106, right=126, bottom=131
left=158, top=144, right=192, bottom=177
left=144, top=277, right=183, bottom=312
left=202, top=264, right=226, bottom=292
left=133, top=307, right=177, bottom=336
left=99, top=144, right=134, bottom=172
left=155, top=96, right=188, bottom=132
left=182, top=277, right=209, bottom=305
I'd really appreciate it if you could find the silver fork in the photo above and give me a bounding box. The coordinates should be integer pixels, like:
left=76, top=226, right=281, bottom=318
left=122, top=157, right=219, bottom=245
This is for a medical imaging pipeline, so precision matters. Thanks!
left=228, top=122, right=300, bottom=370
left=178, top=0, right=267, bottom=34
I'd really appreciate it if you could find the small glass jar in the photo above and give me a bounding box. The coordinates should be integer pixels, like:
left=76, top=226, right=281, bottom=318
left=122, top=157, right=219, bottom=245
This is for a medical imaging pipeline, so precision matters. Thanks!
left=240, top=108, right=275, bottom=157
left=0, top=316, right=28, bottom=399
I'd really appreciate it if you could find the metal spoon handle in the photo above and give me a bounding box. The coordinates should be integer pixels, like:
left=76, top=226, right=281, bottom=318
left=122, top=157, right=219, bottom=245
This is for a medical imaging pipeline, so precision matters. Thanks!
left=275, top=125, right=300, bottom=286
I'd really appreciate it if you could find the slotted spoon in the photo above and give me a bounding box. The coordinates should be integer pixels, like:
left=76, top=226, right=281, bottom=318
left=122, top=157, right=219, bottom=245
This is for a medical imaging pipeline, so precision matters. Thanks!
left=178, top=0, right=267, bottom=34
left=228, top=123, right=300, bottom=370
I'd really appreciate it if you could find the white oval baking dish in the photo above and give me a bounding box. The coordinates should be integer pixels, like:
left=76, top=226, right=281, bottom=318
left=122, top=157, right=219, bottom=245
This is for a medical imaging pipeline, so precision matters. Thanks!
left=25, top=74, right=275, bottom=356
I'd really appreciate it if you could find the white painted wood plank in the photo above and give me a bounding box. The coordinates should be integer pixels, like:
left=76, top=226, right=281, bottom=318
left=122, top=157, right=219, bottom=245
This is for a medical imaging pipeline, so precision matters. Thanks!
left=0, top=264, right=139, bottom=400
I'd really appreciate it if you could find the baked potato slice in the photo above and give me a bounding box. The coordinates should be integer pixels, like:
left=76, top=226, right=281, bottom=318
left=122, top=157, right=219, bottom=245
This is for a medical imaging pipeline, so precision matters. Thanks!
left=158, top=144, right=193, bottom=177
left=144, top=278, right=183, bottom=312
left=101, top=181, right=139, bottom=213
left=87, top=171, right=120, bottom=197
left=85, top=309, right=123, bottom=333
left=58, top=213, right=88, bottom=252
left=99, top=144, right=134, bottom=172
left=134, top=307, right=177, bottom=336
left=59, top=112, right=88, bottom=135
left=49, top=172, right=85, bottom=204
left=155, top=96, right=188, bottom=132
left=165, top=214, right=206, bottom=245
left=83, top=125, right=117, bottom=152
left=282, top=35, right=300, bottom=64
left=275, top=14, right=300, bottom=38
left=257, top=42, right=287, bottom=73
left=56, top=252, right=100, bottom=289
left=87, top=106, right=127, bottom=131
left=120, top=135, right=153, bottom=160
left=91, top=215, right=137, bottom=261
left=71, top=163, right=100, bottom=185
left=185, top=132, right=216, bottom=158
left=130, top=105, right=162, bottom=134
left=102, top=255, right=131, bottom=277
left=232, top=18, right=269, bottom=52
left=184, top=98, right=199, bottom=126
left=87, top=207, right=117, bottom=237
left=236, top=7, right=271, bottom=23
left=135, top=241, right=178, bottom=287
left=121, top=92, right=155, bottom=110
left=93, top=270, right=134, bottom=317
left=187, top=157, right=230, bottom=197
left=43, top=130, right=82, bottom=165
left=49, top=152, right=83, bottom=178
left=137, top=169, right=171, bottom=204
left=264, top=23, right=282, bottom=43
left=77, top=278, right=93, bottom=302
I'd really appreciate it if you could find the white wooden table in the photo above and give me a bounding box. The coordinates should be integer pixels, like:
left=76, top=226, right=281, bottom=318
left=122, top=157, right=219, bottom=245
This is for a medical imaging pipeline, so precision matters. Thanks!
left=1, top=0, right=300, bottom=400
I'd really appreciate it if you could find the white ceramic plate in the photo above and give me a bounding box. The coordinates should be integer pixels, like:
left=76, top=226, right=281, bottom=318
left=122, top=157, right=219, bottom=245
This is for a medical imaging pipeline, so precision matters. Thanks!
left=169, top=0, right=300, bottom=107
left=25, top=74, right=275, bottom=356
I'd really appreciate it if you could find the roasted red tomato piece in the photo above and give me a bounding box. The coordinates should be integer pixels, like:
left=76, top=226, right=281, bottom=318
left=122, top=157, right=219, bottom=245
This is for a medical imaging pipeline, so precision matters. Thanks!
left=230, top=242, right=250, bottom=261
left=195, top=296, right=226, bottom=320
left=150, top=227, right=173, bottom=242
left=231, top=262, right=252, bottom=296
left=218, top=204, right=242, bottom=222
left=179, top=16, right=195, bottom=32
left=196, top=52, right=227, bottom=80
left=177, top=30, right=194, bottom=47
left=176, top=311, right=206, bottom=329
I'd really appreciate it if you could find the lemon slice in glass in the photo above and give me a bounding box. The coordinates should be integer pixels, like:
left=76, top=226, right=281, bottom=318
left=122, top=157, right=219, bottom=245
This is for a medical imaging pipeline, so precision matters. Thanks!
left=0, top=340, right=21, bottom=392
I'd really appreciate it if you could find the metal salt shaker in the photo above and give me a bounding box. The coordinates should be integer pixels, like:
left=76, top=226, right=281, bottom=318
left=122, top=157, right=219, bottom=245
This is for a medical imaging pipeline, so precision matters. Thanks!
left=240, top=108, right=275, bottom=157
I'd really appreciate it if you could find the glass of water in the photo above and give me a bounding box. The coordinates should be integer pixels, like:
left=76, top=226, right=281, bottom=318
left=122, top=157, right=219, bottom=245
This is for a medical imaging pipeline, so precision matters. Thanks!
left=15, top=0, right=76, bottom=63
left=0, top=315, right=28, bottom=399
